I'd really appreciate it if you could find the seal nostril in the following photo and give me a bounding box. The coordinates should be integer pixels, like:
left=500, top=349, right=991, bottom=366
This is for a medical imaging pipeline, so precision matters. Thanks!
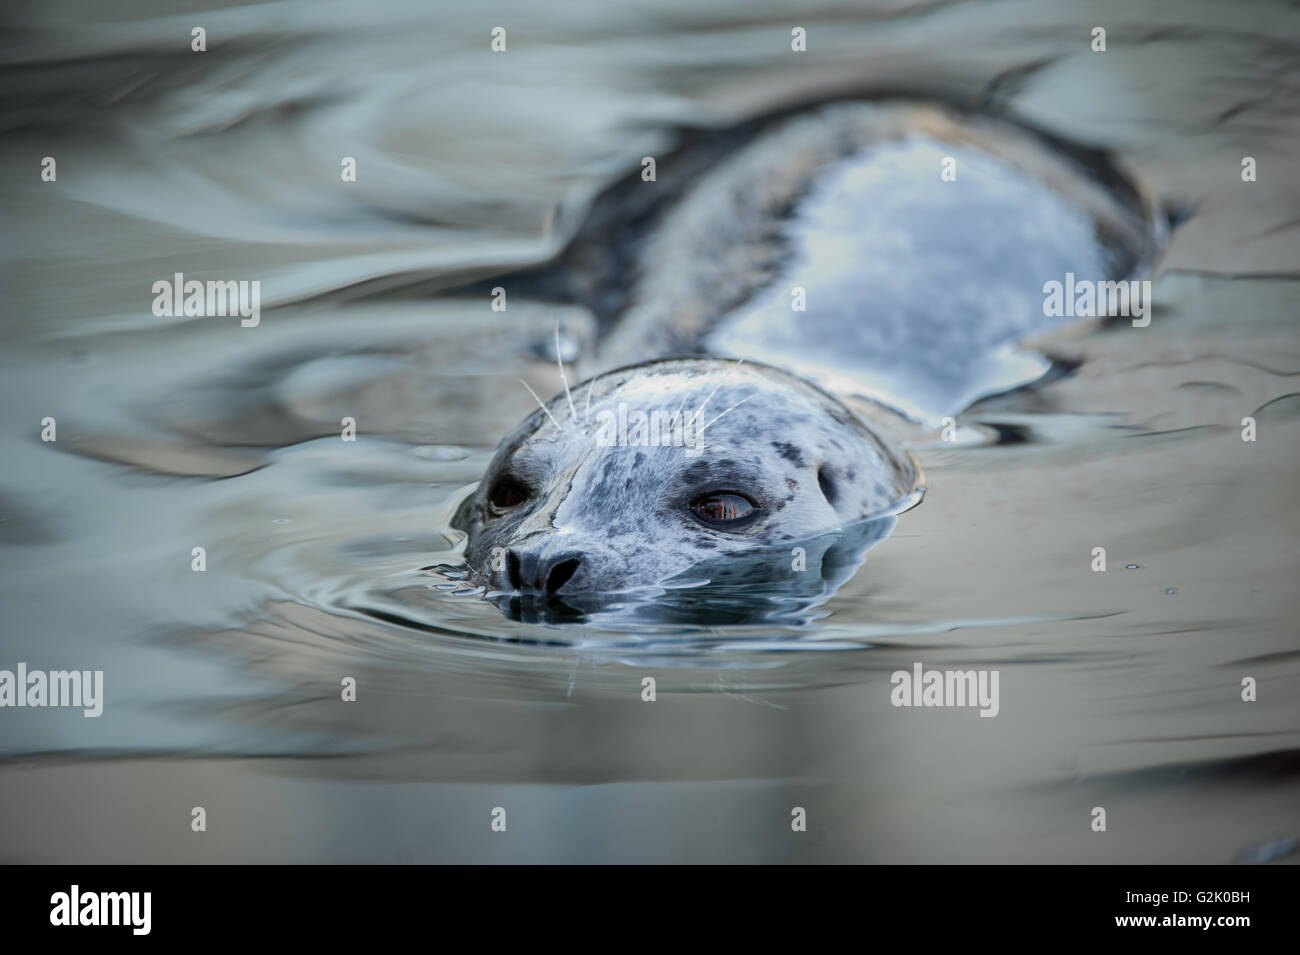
left=545, top=557, right=581, bottom=595
left=506, top=550, right=523, bottom=590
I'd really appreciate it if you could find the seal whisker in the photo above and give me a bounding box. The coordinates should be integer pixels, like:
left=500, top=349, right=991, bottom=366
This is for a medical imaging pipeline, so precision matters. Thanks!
left=554, top=322, right=578, bottom=424
left=688, top=357, right=745, bottom=429
left=698, top=393, right=757, bottom=436
left=671, top=381, right=693, bottom=422
left=583, top=373, right=601, bottom=425
left=517, top=378, right=565, bottom=432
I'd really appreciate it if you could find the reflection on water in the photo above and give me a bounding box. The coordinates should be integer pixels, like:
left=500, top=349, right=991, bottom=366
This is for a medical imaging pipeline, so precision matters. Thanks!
left=1, top=0, right=1298, bottom=862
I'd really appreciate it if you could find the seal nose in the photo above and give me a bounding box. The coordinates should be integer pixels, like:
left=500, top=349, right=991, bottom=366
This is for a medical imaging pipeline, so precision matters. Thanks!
left=504, top=548, right=585, bottom=595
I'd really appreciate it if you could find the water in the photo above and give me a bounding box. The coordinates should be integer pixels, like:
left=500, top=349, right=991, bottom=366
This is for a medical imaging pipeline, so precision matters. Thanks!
left=1, top=0, right=1298, bottom=862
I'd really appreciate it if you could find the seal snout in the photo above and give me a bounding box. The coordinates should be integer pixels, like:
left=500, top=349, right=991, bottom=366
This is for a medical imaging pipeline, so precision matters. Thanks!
left=499, top=542, right=608, bottom=596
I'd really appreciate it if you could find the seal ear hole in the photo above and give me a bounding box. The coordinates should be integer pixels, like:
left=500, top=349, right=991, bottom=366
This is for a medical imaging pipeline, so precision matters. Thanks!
left=818, top=464, right=839, bottom=505
left=488, top=475, right=531, bottom=513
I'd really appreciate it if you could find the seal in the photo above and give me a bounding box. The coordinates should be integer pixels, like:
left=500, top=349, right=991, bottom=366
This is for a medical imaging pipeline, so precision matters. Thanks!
left=522, top=100, right=1163, bottom=423
left=442, top=98, right=1162, bottom=615
left=451, top=357, right=918, bottom=598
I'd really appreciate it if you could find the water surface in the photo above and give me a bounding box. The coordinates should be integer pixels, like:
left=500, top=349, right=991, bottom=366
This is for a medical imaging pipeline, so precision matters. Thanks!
left=1, top=0, right=1298, bottom=862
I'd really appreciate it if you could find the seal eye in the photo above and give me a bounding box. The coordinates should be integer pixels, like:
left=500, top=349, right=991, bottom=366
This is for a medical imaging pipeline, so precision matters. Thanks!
left=488, top=475, right=531, bottom=513
left=690, top=492, right=757, bottom=527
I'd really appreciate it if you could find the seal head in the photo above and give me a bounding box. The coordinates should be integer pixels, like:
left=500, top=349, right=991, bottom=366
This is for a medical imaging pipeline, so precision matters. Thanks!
left=451, top=358, right=917, bottom=600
